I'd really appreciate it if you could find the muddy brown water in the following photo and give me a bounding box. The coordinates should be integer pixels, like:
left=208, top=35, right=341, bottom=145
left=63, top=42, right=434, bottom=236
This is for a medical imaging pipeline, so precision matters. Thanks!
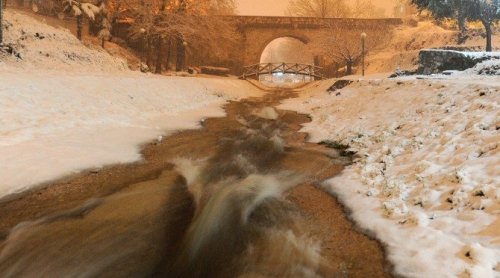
left=0, top=90, right=393, bottom=277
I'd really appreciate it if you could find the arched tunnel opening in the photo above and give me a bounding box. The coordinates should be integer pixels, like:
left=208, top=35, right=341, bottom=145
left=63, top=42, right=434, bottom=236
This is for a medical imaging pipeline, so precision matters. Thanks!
left=258, top=37, right=316, bottom=85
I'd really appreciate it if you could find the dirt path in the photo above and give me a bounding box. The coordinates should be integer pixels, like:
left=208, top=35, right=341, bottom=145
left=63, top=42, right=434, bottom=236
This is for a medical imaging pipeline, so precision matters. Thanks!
left=0, top=90, right=393, bottom=277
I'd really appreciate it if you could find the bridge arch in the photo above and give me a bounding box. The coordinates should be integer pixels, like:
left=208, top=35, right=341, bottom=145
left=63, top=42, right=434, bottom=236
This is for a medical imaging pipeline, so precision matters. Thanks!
left=259, top=36, right=314, bottom=65
left=243, top=27, right=316, bottom=67
left=259, top=34, right=311, bottom=51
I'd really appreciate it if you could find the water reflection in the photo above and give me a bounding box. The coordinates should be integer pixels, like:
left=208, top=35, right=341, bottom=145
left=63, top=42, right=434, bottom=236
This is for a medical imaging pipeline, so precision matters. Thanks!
left=259, top=73, right=314, bottom=86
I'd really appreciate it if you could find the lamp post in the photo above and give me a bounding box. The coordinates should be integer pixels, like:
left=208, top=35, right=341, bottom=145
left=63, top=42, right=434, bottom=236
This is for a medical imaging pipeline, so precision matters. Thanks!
left=361, top=32, right=367, bottom=77
left=139, top=28, right=146, bottom=70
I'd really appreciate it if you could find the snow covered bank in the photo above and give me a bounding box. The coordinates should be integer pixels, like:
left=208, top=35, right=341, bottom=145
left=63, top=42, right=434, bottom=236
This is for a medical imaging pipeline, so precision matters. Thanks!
left=0, top=10, right=128, bottom=72
left=0, top=71, right=261, bottom=198
left=280, top=77, right=499, bottom=277
left=0, top=10, right=262, bottom=198
left=466, top=59, right=500, bottom=75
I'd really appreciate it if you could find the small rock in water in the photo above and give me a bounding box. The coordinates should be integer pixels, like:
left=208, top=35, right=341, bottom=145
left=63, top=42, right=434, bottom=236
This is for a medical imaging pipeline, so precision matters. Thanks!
left=255, top=107, right=279, bottom=120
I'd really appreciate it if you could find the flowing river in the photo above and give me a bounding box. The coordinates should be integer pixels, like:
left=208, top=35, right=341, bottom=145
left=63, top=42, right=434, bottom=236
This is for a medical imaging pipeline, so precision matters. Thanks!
left=0, top=90, right=392, bottom=277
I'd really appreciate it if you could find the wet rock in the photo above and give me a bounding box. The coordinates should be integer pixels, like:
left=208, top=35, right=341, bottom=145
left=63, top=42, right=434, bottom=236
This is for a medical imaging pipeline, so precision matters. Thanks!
left=0, top=43, right=22, bottom=59
left=188, top=66, right=200, bottom=74
left=327, top=80, right=353, bottom=92
left=389, top=69, right=417, bottom=78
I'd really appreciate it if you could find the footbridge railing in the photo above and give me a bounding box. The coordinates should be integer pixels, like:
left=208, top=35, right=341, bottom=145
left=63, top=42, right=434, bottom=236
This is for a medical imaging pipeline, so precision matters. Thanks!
left=241, top=63, right=323, bottom=80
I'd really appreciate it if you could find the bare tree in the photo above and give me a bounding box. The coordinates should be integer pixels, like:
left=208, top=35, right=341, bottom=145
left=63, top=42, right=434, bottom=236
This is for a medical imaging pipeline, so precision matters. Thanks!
left=394, top=0, right=417, bottom=17
left=60, top=0, right=108, bottom=40
left=287, top=0, right=350, bottom=18
left=350, top=0, right=386, bottom=18
left=311, top=25, right=387, bottom=75
left=472, top=0, right=500, bottom=52
left=124, top=0, right=238, bottom=73
left=413, top=0, right=499, bottom=51
left=204, top=0, right=236, bottom=15
left=287, top=0, right=386, bottom=18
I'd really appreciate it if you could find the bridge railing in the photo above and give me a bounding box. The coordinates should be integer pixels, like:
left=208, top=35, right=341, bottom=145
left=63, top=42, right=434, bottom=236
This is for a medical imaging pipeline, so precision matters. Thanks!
left=241, top=63, right=323, bottom=80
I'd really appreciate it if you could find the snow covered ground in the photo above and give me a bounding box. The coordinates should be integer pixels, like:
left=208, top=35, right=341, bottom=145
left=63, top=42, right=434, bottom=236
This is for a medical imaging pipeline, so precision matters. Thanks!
left=0, top=10, right=261, bottom=198
left=280, top=75, right=499, bottom=277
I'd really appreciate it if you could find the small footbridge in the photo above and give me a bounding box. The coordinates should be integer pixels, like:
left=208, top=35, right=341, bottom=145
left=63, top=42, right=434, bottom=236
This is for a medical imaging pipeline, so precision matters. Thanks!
left=241, top=63, right=324, bottom=81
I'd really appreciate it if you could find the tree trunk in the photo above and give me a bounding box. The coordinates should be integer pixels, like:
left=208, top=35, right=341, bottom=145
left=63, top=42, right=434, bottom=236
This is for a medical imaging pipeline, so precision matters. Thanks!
left=165, top=39, right=171, bottom=71
left=155, top=37, right=163, bottom=74
left=174, top=0, right=187, bottom=72
left=76, top=15, right=83, bottom=40
left=457, top=14, right=468, bottom=44
left=146, top=37, right=153, bottom=68
left=89, top=19, right=100, bottom=36
left=176, top=38, right=186, bottom=72
left=346, top=60, right=353, bottom=75
left=160, top=0, right=167, bottom=11
left=484, top=21, right=492, bottom=52
left=0, top=0, right=3, bottom=44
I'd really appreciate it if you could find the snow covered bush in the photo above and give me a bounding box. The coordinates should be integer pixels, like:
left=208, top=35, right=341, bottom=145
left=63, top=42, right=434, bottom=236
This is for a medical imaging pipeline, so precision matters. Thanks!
left=60, top=0, right=109, bottom=40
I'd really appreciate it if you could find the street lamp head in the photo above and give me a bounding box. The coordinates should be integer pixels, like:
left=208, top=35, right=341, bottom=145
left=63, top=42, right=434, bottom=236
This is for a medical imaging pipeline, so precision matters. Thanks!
left=361, top=32, right=367, bottom=39
left=183, top=41, right=188, bottom=46
left=140, top=28, right=146, bottom=34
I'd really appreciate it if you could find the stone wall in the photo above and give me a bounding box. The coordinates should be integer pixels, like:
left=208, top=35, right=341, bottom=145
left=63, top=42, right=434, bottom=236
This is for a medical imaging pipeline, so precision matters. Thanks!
left=418, top=49, right=500, bottom=74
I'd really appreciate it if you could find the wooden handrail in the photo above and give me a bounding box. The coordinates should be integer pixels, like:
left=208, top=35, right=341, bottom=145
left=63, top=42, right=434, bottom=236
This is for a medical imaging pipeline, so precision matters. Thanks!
left=241, top=62, right=323, bottom=80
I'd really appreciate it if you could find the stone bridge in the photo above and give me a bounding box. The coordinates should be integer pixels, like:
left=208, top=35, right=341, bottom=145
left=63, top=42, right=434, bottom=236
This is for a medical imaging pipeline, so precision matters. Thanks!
left=113, top=15, right=404, bottom=76
left=225, top=16, right=404, bottom=74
